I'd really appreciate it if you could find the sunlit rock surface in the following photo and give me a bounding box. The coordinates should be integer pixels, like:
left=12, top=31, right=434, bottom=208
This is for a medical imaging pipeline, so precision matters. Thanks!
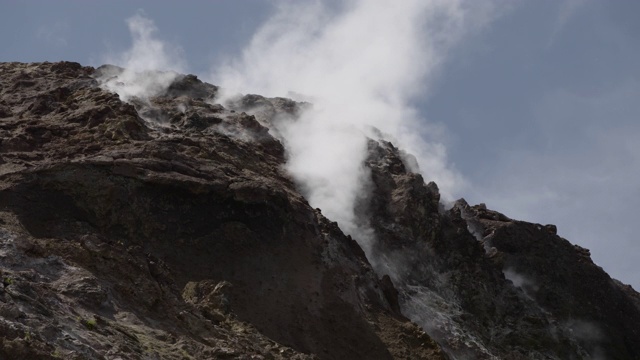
left=0, top=61, right=638, bottom=359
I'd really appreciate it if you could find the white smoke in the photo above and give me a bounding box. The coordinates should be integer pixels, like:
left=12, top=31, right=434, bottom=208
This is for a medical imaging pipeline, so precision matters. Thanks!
left=211, top=0, right=500, bottom=247
left=99, top=11, right=187, bottom=101
left=95, top=4, right=509, bottom=356
left=503, top=268, right=539, bottom=299
left=95, top=3, right=502, bottom=247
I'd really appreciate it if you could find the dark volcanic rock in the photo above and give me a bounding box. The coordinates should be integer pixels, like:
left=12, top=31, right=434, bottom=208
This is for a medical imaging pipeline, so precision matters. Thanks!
left=1, top=61, right=639, bottom=360
left=0, top=62, right=448, bottom=360
left=363, top=139, right=640, bottom=359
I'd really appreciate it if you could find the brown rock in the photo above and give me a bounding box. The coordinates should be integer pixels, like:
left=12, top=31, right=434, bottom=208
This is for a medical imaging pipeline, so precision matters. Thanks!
left=0, top=62, right=446, bottom=360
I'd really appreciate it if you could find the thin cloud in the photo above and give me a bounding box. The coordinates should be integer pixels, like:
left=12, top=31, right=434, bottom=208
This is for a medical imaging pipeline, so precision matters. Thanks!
left=36, top=20, right=69, bottom=48
left=547, top=0, right=589, bottom=48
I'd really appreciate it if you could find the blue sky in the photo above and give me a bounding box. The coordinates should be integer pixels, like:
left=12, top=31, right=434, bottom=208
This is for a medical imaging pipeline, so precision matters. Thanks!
left=2, top=0, right=639, bottom=290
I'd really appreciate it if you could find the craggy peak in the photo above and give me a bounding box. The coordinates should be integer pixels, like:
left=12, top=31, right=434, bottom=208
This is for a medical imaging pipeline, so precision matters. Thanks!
left=0, top=61, right=639, bottom=359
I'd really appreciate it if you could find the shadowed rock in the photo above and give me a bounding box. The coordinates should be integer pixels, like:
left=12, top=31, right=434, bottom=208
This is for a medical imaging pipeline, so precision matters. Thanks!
left=0, top=62, right=448, bottom=360
left=0, top=61, right=638, bottom=360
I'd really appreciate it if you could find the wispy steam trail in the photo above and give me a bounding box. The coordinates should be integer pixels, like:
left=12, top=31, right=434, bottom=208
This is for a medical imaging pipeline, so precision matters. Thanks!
left=96, top=1, right=502, bottom=270
left=99, top=12, right=186, bottom=101
left=97, top=3, right=507, bottom=355
left=212, top=0, right=498, bottom=246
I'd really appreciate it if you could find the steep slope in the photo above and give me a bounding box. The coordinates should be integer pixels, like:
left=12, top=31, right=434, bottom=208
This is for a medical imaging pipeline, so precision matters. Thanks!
left=0, top=62, right=445, bottom=360
left=0, top=61, right=639, bottom=360
left=361, top=139, right=640, bottom=359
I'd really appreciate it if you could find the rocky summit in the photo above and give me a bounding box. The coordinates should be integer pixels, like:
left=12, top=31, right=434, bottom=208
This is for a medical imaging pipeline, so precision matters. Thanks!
left=0, top=61, right=638, bottom=360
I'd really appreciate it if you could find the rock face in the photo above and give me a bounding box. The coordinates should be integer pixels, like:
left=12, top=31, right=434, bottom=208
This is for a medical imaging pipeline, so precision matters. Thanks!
left=0, top=62, right=445, bottom=360
left=363, top=140, right=640, bottom=359
left=0, top=61, right=638, bottom=359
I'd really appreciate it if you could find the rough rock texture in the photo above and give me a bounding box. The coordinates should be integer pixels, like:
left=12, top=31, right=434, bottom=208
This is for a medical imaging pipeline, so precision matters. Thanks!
left=0, top=61, right=639, bottom=359
left=0, top=62, right=446, bottom=360
left=363, top=139, right=640, bottom=359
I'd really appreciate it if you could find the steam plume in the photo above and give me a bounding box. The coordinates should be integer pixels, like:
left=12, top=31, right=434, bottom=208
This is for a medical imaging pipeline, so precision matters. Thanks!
left=211, top=0, right=497, bottom=247
left=99, top=11, right=187, bottom=101
left=98, top=3, right=507, bottom=356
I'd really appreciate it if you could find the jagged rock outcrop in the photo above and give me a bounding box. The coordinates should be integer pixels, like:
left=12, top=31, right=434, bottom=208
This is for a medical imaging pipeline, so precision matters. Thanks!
left=0, top=62, right=446, bottom=360
left=0, top=61, right=639, bottom=360
left=363, top=139, right=640, bottom=359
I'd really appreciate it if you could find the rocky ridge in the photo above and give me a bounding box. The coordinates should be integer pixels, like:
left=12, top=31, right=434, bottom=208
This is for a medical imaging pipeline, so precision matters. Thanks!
left=0, top=61, right=638, bottom=359
left=363, top=139, right=640, bottom=359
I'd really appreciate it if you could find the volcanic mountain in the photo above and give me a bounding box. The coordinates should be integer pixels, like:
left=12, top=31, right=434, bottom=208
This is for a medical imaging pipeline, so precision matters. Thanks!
left=0, top=61, right=638, bottom=359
